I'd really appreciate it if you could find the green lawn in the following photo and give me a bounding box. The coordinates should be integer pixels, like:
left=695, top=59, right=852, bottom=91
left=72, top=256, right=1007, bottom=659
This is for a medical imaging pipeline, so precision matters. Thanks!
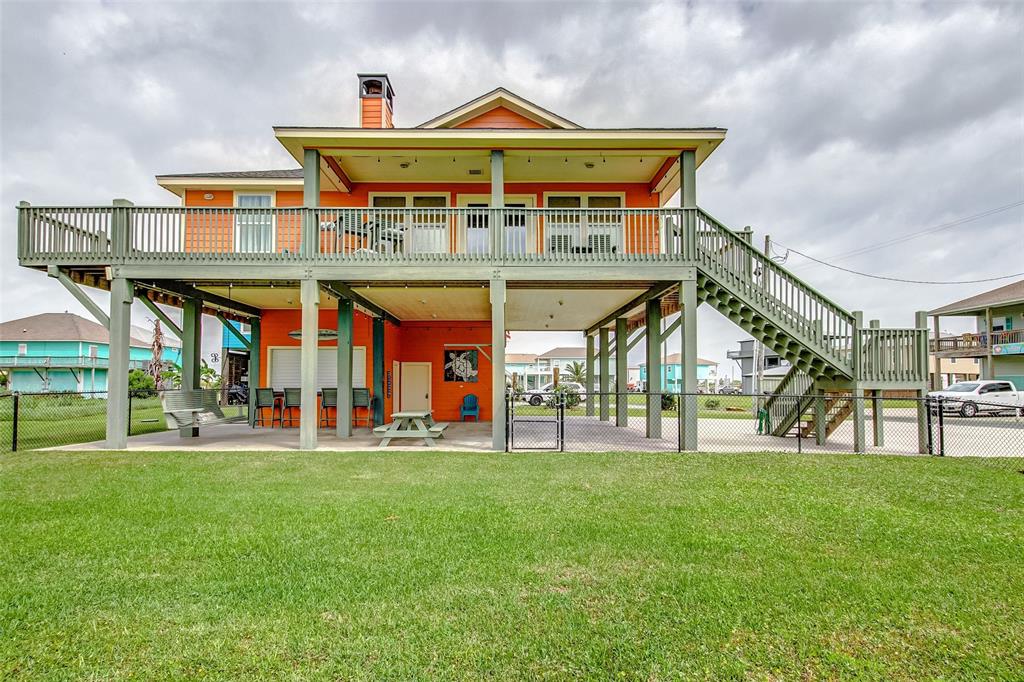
left=2, top=451, right=1022, bottom=679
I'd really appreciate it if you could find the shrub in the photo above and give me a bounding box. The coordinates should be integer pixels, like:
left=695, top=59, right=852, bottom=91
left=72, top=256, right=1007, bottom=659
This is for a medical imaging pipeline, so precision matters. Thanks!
left=704, top=398, right=721, bottom=410
left=129, top=369, right=157, bottom=398
left=661, top=394, right=677, bottom=411
left=545, top=383, right=582, bottom=409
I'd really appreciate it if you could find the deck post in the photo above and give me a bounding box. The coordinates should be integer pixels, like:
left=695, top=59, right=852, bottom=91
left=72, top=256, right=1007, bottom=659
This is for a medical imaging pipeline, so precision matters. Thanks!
left=680, top=279, right=698, bottom=451
left=302, top=149, right=320, bottom=259
left=615, top=317, right=628, bottom=427
left=931, top=314, right=942, bottom=390
left=680, top=150, right=696, bottom=257
left=645, top=296, right=662, bottom=439
left=248, top=316, right=261, bottom=427
left=372, top=317, right=385, bottom=425
left=851, top=311, right=866, bottom=453
left=105, top=277, right=133, bottom=449
left=490, top=278, right=507, bottom=451
left=180, top=296, right=202, bottom=438
left=336, top=297, right=354, bottom=438
left=490, top=150, right=504, bottom=257
left=599, top=327, right=610, bottom=421
left=299, top=278, right=319, bottom=450
left=585, top=333, right=595, bottom=416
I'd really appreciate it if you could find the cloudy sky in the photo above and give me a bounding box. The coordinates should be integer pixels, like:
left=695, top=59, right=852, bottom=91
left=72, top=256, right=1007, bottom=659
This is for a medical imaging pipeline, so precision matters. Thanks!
left=1, top=1, right=1022, bottom=378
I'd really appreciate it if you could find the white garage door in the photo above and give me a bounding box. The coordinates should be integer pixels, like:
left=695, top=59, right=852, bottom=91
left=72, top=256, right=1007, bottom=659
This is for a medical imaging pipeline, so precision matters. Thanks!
left=269, top=347, right=366, bottom=390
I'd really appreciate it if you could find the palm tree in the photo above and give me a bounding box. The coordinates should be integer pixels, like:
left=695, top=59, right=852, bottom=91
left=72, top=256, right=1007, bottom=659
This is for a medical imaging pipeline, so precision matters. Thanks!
left=565, top=360, right=587, bottom=385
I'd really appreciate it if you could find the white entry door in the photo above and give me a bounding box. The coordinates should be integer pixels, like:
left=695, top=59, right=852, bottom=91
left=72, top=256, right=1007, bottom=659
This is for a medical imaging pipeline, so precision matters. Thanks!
left=400, top=362, right=431, bottom=412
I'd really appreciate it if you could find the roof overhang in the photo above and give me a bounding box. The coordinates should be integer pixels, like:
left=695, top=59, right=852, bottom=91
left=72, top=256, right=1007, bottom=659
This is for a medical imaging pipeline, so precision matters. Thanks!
left=156, top=175, right=304, bottom=198
left=273, top=127, right=725, bottom=193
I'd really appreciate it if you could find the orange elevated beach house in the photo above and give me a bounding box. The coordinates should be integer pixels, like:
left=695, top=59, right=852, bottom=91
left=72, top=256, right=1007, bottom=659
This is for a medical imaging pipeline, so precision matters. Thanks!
left=16, top=73, right=932, bottom=451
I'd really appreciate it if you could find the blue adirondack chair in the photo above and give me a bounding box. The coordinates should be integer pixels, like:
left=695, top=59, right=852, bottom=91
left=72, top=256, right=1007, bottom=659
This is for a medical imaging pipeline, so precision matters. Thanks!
left=460, top=393, right=480, bottom=421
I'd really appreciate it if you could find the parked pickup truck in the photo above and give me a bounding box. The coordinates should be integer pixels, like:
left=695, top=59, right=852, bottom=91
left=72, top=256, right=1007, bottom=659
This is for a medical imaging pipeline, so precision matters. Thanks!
left=928, top=380, right=1024, bottom=418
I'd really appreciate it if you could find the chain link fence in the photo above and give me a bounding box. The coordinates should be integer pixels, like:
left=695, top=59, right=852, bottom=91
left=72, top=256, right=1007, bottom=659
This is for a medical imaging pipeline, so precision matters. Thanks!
left=507, top=391, right=1024, bottom=466
left=0, top=388, right=247, bottom=452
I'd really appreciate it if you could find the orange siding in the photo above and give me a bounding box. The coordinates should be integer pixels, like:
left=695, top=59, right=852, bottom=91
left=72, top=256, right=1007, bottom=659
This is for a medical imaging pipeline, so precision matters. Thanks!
left=398, top=321, right=493, bottom=422
left=454, top=106, right=546, bottom=129
left=183, top=189, right=234, bottom=252
left=186, top=182, right=662, bottom=255
left=256, top=311, right=488, bottom=424
left=361, top=99, right=383, bottom=128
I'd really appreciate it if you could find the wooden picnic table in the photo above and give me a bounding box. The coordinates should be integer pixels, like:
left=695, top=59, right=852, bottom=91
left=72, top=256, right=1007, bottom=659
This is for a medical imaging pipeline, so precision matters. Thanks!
left=374, top=410, right=449, bottom=447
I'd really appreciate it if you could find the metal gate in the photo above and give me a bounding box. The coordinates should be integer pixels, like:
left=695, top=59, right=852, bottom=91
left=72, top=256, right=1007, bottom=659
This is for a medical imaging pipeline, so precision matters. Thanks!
left=507, top=396, right=564, bottom=451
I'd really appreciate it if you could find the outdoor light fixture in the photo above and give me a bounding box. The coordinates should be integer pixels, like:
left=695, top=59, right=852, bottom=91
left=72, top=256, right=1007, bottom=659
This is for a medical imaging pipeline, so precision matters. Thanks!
left=400, top=162, right=410, bottom=169
left=584, top=162, right=595, bottom=169
left=203, top=193, right=214, bottom=200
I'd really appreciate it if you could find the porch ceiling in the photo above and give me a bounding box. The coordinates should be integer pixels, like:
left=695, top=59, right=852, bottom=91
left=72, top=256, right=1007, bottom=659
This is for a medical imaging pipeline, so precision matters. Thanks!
left=329, top=149, right=677, bottom=185
left=197, top=284, right=647, bottom=331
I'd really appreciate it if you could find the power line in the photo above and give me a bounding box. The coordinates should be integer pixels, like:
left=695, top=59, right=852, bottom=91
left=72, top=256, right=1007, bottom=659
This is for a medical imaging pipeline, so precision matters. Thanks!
left=780, top=246, right=1024, bottom=285
left=790, top=200, right=1024, bottom=269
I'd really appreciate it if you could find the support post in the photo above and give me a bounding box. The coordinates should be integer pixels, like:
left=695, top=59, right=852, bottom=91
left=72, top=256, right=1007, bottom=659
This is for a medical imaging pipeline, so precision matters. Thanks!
left=111, top=198, right=133, bottom=260
left=814, top=387, right=827, bottom=445
left=931, top=314, right=942, bottom=390
left=585, top=334, right=595, bottom=417
left=337, top=298, right=354, bottom=438
left=372, top=317, right=385, bottom=426
left=984, top=307, right=994, bottom=379
left=680, top=279, right=698, bottom=451
left=645, top=296, right=662, bottom=438
left=248, top=317, right=261, bottom=427
left=916, top=310, right=931, bottom=454
left=180, top=295, right=202, bottom=444
left=299, top=279, right=319, bottom=450
left=105, top=277, right=133, bottom=449
left=615, top=317, right=628, bottom=427
left=599, top=327, right=610, bottom=421
left=851, top=311, right=866, bottom=452
left=181, top=297, right=202, bottom=391
left=872, top=389, right=884, bottom=448
left=490, top=278, right=507, bottom=451
left=680, top=150, right=697, bottom=257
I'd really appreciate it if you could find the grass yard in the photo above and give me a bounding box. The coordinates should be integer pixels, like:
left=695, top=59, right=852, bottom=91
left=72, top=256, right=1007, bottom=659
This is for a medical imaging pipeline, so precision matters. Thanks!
left=2, top=451, right=1022, bottom=679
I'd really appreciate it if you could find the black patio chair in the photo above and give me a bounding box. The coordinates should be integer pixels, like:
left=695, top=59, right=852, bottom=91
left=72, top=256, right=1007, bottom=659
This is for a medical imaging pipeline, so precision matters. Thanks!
left=282, top=387, right=301, bottom=428
left=320, top=388, right=338, bottom=428
left=254, top=387, right=280, bottom=428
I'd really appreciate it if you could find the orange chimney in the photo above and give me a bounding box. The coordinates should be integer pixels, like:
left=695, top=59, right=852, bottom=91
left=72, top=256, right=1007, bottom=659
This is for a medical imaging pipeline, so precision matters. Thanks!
left=358, top=74, right=394, bottom=128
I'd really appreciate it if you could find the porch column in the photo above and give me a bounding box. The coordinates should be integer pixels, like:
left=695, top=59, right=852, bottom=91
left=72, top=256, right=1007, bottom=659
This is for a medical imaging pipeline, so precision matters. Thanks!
left=645, top=296, right=662, bottom=439
left=680, top=149, right=697, bottom=207
left=680, top=279, right=698, bottom=451
left=337, top=297, right=354, bottom=438
left=180, top=296, right=203, bottom=438
left=247, top=316, right=261, bottom=427
left=984, top=307, right=994, bottom=379
left=299, top=278, right=319, bottom=450
left=105, top=277, right=133, bottom=449
left=615, top=317, right=628, bottom=427
left=490, top=278, right=507, bottom=451
left=585, top=334, right=595, bottom=417
left=915, top=311, right=931, bottom=454
left=599, top=327, right=610, bottom=421
left=870, top=320, right=884, bottom=447
left=851, top=311, right=866, bottom=453
left=491, top=150, right=504, bottom=257
left=372, top=317, right=385, bottom=425
left=931, top=314, right=942, bottom=390
left=302, top=149, right=320, bottom=259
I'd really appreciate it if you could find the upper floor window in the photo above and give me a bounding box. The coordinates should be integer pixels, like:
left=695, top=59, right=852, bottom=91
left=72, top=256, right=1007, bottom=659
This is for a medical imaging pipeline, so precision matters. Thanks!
left=370, top=195, right=448, bottom=254
left=17, top=343, right=27, bottom=355
left=545, top=195, right=622, bottom=255
left=235, top=193, right=274, bottom=253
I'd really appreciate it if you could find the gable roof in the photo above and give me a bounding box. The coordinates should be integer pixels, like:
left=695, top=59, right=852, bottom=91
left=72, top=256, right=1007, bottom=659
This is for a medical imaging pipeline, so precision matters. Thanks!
left=418, top=87, right=582, bottom=130
left=156, top=169, right=303, bottom=180
left=929, top=279, right=1024, bottom=316
left=538, top=346, right=587, bottom=359
left=0, top=313, right=148, bottom=347
left=505, top=353, right=539, bottom=364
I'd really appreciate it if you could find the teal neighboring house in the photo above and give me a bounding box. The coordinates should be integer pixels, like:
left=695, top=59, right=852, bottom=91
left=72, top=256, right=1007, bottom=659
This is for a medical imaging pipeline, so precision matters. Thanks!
left=0, top=313, right=181, bottom=394
left=639, top=353, right=718, bottom=390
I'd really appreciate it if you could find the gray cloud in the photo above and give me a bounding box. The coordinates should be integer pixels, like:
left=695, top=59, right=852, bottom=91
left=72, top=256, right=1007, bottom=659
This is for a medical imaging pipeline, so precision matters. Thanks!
left=2, top=0, right=1022, bottom=372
